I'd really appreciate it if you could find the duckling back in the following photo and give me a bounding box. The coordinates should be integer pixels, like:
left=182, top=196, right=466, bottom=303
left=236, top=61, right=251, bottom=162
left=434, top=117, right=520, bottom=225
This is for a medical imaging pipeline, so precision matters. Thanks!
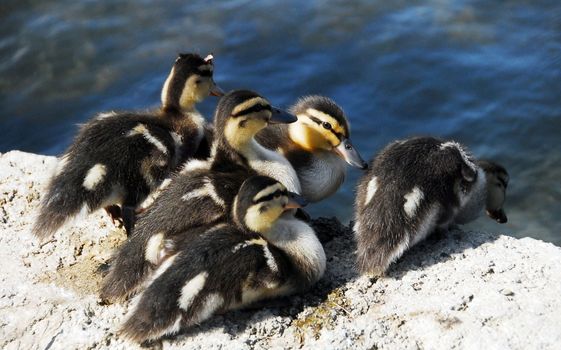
left=32, top=53, right=221, bottom=239
left=354, top=137, right=482, bottom=275
left=33, top=113, right=180, bottom=239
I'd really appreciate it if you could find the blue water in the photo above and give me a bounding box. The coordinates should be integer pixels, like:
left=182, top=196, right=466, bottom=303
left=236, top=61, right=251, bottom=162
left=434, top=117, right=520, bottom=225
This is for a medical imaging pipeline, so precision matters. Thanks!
left=2, top=0, right=560, bottom=245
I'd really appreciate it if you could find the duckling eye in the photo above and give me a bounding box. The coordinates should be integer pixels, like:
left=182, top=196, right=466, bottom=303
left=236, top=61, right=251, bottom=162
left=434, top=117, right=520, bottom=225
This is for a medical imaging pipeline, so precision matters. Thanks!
left=322, top=122, right=332, bottom=130
left=195, top=79, right=202, bottom=85
left=345, top=143, right=353, bottom=150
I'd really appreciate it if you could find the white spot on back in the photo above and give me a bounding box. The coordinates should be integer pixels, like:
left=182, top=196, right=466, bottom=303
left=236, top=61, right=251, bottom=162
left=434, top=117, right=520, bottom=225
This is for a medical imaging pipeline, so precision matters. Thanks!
left=145, top=254, right=177, bottom=288
left=139, top=178, right=172, bottom=210
left=83, top=163, right=107, bottom=190
left=387, top=235, right=410, bottom=265
left=178, top=272, right=208, bottom=310
left=145, top=233, right=164, bottom=265
left=410, top=204, right=440, bottom=246
left=95, top=111, right=117, bottom=120
left=365, top=176, right=378, bottom=206
left=164, top=316, right=182, bottom=337
left=263, top=245, right=278, bottom=273
left=192, top=293, right=224, bottom=324
left=181, top=178, right=225, bottom=207
left=127, top=123, right=169, bottom=155
left=231, top=237, right=267, bottom=253
left=404, top=186, right=424, bottom=218
left=180, top=159, right=211, bottom=174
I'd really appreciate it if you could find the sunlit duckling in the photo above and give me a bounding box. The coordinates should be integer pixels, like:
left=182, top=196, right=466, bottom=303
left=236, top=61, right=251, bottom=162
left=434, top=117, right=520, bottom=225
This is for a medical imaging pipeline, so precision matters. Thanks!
left=354, top=137, right=509, bottom=276
left=33, top=53, right=223, bottom=238
left=100, top=90, right=300, bottom=302
left=118, top=175, right=325, bottom=344
left=256, top=95, right=367, bottom=203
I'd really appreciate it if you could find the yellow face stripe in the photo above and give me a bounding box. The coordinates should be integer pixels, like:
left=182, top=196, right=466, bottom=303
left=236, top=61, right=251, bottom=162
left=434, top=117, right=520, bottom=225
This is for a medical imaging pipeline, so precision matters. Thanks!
left=253, top=183, right=285, bottom=202
left=244, top=198, right=285, bottom=233
left=232, top=97, right=270, bottom=116
left=306, top=108, right=347, bottom=137
left=223, top=116, right=268, bottom=149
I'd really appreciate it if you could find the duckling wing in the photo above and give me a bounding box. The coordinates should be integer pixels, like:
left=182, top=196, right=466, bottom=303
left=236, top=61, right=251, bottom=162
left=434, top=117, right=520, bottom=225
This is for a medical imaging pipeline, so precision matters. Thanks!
left=101, top=170, right=249, bottom=302
left=33, top=113, right=179, bottom=239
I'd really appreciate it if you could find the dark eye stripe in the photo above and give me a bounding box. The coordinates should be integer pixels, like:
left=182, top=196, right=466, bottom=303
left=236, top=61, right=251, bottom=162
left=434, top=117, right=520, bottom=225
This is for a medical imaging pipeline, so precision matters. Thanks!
left=309, top=116, right=342, bottom=141
left=232, top=104, right=271, bottom=117
left=254, top=190, right=288, bottom=204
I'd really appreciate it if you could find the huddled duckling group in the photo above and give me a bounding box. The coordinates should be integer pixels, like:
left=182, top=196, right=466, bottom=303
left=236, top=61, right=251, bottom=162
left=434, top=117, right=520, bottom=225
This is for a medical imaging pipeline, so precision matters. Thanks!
left=32, top=52, right=509, bottom=345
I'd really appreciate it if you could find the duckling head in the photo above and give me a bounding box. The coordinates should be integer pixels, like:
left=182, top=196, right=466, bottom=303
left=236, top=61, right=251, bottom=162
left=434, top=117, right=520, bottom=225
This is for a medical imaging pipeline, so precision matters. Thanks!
left=215, top=90, right=297, bottom=151
left=287, top=96, right=367, bottom=169
left=479, top=160, right=509, bottom=223
left=233, top=175, right=307, bottom=234
left=161, top=53, right=223, bottom=112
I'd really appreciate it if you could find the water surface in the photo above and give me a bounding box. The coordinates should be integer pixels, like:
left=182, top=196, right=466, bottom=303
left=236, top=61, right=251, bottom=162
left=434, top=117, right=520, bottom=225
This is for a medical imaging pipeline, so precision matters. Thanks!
left=2, top=0, right=560, bottom=245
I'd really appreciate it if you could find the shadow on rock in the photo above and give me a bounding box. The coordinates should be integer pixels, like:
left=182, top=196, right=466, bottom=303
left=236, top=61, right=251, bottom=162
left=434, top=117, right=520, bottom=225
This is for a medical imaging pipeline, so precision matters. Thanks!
left=152, top=217, right=359, bottom=345
left=386, top=226, right=500, bottom=279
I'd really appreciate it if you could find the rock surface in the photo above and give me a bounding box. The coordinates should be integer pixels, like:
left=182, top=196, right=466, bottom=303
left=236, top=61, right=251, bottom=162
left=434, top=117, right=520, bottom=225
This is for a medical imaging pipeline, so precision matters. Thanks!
left=1, top=150, right=560, bottom=350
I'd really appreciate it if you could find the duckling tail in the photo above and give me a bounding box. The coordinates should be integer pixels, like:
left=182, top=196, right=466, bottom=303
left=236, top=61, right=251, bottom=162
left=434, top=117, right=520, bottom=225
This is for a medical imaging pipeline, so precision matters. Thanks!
left=32, top=172, right=87, bottom=240
left=119, top=255, right=192, bottom=343
left=100, top=229, right=154, bottom=303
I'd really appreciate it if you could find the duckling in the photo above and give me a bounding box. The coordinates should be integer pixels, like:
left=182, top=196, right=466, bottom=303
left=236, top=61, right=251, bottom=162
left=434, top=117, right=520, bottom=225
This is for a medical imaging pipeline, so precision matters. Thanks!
left=100, top=90, right=299, bottom=302
left=118, top=175, right=325, bottom=344
left=32, top=53, right=223, bottom=238
left=256, top=95, right=367, bottom=202
left=354, top=137, right=508, bottom=275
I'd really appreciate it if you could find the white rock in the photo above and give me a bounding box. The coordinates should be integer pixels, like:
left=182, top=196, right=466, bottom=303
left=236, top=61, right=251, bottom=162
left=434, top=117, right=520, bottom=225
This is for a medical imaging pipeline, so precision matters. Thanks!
left=0, top=150, right=560, bottom=349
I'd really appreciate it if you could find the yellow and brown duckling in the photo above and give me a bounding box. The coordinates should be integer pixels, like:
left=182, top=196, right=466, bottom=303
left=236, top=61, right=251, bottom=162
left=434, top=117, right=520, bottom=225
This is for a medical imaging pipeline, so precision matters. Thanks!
left=256, top=95, right=367, bottom=203
left=32, top=53, right=223, bottom=238
left=118, top=175, right=325, bottom=345
left=354, top=137, right=509, bottom=276
left=100, top=90, right=300, bottom=302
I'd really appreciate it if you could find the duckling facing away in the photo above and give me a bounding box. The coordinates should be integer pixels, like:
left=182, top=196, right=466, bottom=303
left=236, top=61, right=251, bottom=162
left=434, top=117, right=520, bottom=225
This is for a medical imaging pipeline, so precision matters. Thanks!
left=118, top=175, right=325, bottom=344
left=32, top=53, right=222, bottom=238
left=354, top=137, right=509, bottom=275
left=256, top=95, right=367, bottom=203
left=100, top=90, right=299, bottom=302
